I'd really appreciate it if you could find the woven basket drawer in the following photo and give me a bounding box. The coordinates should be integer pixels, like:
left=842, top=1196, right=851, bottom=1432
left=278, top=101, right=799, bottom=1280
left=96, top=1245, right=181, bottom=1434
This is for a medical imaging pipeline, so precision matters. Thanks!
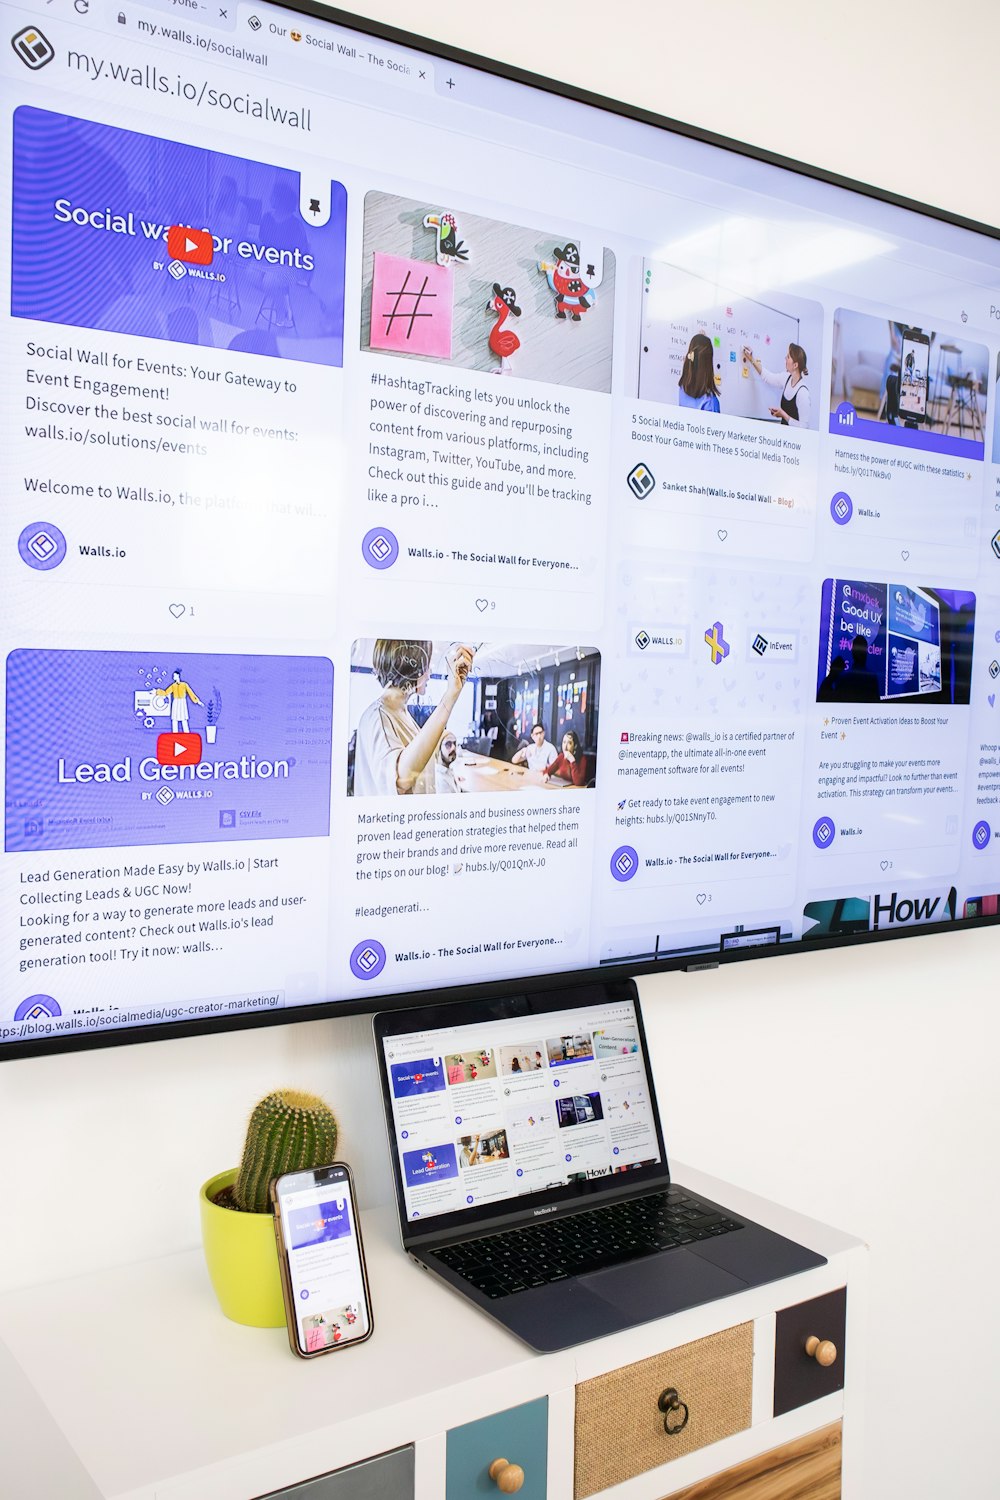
left=573, top=1323, right=753, bottom=1499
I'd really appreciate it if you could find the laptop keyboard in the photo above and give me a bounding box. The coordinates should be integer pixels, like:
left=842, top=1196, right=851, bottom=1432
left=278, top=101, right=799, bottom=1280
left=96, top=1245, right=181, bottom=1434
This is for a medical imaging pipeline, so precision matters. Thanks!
left=429, top=1185, right=743, bottom=1299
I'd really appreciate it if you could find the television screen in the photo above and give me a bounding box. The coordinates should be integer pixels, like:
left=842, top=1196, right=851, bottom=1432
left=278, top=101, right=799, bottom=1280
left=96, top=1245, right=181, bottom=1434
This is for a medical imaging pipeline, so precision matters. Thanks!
left=2, top=1, right=999, bottom=1056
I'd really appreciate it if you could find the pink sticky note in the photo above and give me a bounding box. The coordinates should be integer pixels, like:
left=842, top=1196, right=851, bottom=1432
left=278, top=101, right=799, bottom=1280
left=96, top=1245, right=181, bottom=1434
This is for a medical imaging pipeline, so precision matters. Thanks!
left=370, top=252, right=453, bottom=358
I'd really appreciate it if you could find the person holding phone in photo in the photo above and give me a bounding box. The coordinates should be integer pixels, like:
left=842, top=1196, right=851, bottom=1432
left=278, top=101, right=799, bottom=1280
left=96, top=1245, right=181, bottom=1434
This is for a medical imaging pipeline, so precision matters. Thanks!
left=353, top=640, right=474, bottom=796
left=677, top=332, right=721, bottom=412
left=543, top=730, right=594, bottom=787
left=743, top=342, right=811, bottom=426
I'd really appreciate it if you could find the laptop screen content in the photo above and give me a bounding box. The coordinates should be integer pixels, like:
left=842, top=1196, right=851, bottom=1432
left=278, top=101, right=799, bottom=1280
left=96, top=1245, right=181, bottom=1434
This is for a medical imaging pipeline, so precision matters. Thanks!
left=381, top=997, right=662, bottom=1224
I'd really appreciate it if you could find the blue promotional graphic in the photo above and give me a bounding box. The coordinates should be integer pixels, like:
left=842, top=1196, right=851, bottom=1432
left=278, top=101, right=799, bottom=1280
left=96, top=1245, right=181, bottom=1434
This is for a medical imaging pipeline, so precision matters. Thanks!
left=287, top=1197, right=352, bottom=1252
left=11, top=108, right=348, bottom=365
left=390, top=1058, right=446, bottom=1098
left=5, top=650, right=334, bottom=852
left=402, top=1143, right=459, bottom=1187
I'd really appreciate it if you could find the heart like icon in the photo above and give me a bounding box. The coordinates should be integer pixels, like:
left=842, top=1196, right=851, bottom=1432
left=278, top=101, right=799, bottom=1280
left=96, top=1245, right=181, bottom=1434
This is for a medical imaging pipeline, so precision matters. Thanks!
left=168, top=603, right=186, bottom=618
left=695, top=892, right=707, bottom=905
left=880, top=859, right=890, bottom=871
left=475, top=598, right=489, bottom=613
left=901, top=550, right=910, bottom=561
left=717, top=530, right=728, bottom=542
left=990, top=693, right=996, bottom=708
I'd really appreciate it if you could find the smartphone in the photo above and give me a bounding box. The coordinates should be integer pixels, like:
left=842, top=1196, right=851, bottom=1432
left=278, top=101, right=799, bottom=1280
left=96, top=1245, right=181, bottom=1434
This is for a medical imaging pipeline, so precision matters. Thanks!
left=898, top=328, right=931, bottom=422
left=271, top=1163, right=374, bottom=1359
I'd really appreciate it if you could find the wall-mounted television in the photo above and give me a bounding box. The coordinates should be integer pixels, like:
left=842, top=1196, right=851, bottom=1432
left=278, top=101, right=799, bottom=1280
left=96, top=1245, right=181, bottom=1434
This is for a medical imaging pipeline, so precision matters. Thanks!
left=3, top=0, right=999, bottom=1058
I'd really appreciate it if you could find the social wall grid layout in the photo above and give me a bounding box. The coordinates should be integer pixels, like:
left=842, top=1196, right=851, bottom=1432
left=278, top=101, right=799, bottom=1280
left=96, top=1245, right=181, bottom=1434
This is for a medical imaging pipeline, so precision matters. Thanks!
left=3, top=0, right=1000, bottom=1046
left=383, top=1002, right=658, bottom=1220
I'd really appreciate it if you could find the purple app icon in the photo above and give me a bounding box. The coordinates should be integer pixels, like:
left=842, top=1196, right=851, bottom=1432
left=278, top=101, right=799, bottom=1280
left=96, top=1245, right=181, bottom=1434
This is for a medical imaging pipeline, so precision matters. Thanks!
left=972, top=820, right=991, bottom=850
left=14, top=994, right=61, bottom=1022
left=611, top=845, right=638, bottom=882
left=812, top=817, right=836, bottom=849
left=350, top=938, right=386, bottom=980
left=362, top=527, right=399, bottom=570
left=18, top=521, right=66, bottom=571
left=830, top=491, right=853, bottom=526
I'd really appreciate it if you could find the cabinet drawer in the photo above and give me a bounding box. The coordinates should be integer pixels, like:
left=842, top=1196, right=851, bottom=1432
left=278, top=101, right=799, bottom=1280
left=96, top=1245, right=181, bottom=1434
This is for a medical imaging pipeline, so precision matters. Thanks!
left=659, top=1421, right=841, bottom=1498
left=446, top=1396, right=548, bottom=1499
left=574, top=1323, right=753, bottom=1499
left=254, top=1443, right=414, bottom=1499
left=773, top=1287, right=847, bottom=1418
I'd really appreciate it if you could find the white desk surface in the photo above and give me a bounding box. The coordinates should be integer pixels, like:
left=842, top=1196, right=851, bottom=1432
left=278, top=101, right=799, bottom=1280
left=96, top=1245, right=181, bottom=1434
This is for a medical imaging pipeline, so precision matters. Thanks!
left=0, top=1164, right=863, bottom=1500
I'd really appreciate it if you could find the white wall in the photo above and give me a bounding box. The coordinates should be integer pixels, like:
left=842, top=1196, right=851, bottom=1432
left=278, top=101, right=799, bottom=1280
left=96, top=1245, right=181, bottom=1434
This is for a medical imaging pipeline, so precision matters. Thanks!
left=2, top=5, right=997, bottom=1498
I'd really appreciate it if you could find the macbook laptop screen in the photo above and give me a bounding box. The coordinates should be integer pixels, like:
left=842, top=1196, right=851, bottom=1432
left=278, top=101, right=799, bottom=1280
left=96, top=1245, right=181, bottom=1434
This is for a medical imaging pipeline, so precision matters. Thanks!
left=381, top=994, right=663, bottom=1226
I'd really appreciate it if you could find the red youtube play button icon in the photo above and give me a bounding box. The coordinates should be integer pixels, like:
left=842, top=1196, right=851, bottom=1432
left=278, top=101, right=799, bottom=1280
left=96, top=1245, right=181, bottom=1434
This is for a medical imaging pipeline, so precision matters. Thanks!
left=166, top=225, right=213, bottom=266
left=156, top=732, right=202, bottom=766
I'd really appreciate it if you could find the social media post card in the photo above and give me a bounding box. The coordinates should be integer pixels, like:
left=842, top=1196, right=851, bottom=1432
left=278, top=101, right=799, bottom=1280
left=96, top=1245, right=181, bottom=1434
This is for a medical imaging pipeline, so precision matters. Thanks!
left=624, top=262, right=822, bottom=558
left=12, top=345, right=338, bottom=604
left=361, top=191, right=614, bottom=390
left=354, top=373, right=608, bottom=629
left=800, top=877, right=958, bottom=945
left=829, top=308, right=989, bottom=462
left=602, top=558, right=807, bottom=917
left=820, top=440, right=982, bottom=575
left=501, top=1102, right=562, bottom=1183
left=808, top=579, right=976, bottom=865
left=960, top=591, right=1000, bottom=868
left=615, top=405, right=817, bottom=564
left=11, top=108, right=348, bottom=366
left=3, top=838, right=329, bottom=1046
left=4, top=649, right=334, bottom=853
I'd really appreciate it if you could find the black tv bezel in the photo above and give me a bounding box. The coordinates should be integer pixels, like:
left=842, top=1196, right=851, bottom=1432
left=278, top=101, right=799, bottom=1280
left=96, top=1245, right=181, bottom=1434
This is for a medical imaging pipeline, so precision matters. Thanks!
left=3, top=2, right=999, bottom=1061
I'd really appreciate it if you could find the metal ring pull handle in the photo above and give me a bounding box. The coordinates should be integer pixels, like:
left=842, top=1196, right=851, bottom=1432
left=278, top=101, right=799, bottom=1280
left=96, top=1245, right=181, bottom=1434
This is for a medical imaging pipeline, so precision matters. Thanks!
left=657, top=1386, right=690, bottom=1435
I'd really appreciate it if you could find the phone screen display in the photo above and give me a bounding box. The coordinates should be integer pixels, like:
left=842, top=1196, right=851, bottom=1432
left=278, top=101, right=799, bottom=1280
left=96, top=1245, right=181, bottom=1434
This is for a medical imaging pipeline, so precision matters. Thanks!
left=899, top=334, right=930, bottom=417
left=275, top=1170, right=370, bottom=1355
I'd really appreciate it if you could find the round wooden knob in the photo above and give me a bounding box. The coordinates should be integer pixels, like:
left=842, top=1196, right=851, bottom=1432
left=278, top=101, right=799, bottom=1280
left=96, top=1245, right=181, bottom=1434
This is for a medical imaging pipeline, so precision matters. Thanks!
left=489, top=1458, right=525, bottom=1493
left=805, top=1335, right=838, bottom=1367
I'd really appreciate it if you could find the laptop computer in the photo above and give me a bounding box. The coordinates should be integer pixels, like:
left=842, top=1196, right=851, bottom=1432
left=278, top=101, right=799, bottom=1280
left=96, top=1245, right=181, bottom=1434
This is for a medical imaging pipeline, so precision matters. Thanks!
left=373, top=978, right=824, bottom=1352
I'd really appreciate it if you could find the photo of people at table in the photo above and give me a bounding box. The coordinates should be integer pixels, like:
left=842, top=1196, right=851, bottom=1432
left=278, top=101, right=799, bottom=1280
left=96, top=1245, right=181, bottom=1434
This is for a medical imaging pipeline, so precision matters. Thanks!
left=456, top=1127, right=510, bottom=1169
left=346, top=640, right=600, bottom=796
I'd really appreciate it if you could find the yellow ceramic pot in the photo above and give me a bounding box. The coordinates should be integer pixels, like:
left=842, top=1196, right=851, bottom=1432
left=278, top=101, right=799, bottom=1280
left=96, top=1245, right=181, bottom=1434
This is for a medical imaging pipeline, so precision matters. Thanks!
left=199, top=1168, right=286, bottom=1328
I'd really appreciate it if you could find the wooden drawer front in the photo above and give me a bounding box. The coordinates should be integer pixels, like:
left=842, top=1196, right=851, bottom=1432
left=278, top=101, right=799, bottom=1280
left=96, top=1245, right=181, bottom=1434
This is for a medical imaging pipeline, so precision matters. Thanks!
left=659, top=1421, right=841, bottom=1499
left=574, top=1323, right=753, bottom=1499
left=254, top=1444, right=414, bottom=1499
left=446, top=1396, right=548, bottom=1500
left=773, top=1287, right=847, bottom=1418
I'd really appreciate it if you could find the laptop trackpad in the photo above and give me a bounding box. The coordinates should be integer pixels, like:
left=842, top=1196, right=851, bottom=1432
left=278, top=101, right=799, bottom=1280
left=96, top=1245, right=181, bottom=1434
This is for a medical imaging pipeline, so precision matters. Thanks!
left=583, top=1249, right=746, bottom=1318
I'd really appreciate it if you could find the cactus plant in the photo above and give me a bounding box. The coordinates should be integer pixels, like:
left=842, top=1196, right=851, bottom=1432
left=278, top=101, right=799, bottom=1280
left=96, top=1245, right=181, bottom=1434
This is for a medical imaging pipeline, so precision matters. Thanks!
left=231, top=1088, right=338, bottom=1214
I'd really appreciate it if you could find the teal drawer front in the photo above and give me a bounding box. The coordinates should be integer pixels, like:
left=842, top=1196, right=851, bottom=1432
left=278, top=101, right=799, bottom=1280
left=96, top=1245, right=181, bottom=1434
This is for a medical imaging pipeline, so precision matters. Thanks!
left=446, top=1397, right=548, bottom=1499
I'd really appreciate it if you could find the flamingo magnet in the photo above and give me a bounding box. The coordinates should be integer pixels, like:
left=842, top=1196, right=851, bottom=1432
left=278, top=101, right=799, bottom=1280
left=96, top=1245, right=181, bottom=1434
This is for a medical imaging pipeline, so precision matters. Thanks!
left=487, top=284, right=521, bottom=374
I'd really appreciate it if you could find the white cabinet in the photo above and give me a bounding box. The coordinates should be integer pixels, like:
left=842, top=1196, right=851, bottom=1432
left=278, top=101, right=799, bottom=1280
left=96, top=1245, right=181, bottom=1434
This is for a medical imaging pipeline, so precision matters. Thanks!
left=0, top=1165, right=864, bottom=1500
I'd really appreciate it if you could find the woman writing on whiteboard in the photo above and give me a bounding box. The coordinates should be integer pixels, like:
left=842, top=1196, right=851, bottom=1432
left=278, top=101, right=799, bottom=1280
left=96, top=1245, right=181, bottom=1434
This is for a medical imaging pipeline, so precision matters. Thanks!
left=742, top=342, right=811, bottom=427
left=676, top=332, right=721, bottom=413
left=352, top=639, right=474, bottom=796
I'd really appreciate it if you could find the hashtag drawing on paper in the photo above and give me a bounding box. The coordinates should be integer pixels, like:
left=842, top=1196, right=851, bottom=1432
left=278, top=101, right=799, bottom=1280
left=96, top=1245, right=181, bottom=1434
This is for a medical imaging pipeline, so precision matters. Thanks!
left=381, top=270, right=438, bottom=340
